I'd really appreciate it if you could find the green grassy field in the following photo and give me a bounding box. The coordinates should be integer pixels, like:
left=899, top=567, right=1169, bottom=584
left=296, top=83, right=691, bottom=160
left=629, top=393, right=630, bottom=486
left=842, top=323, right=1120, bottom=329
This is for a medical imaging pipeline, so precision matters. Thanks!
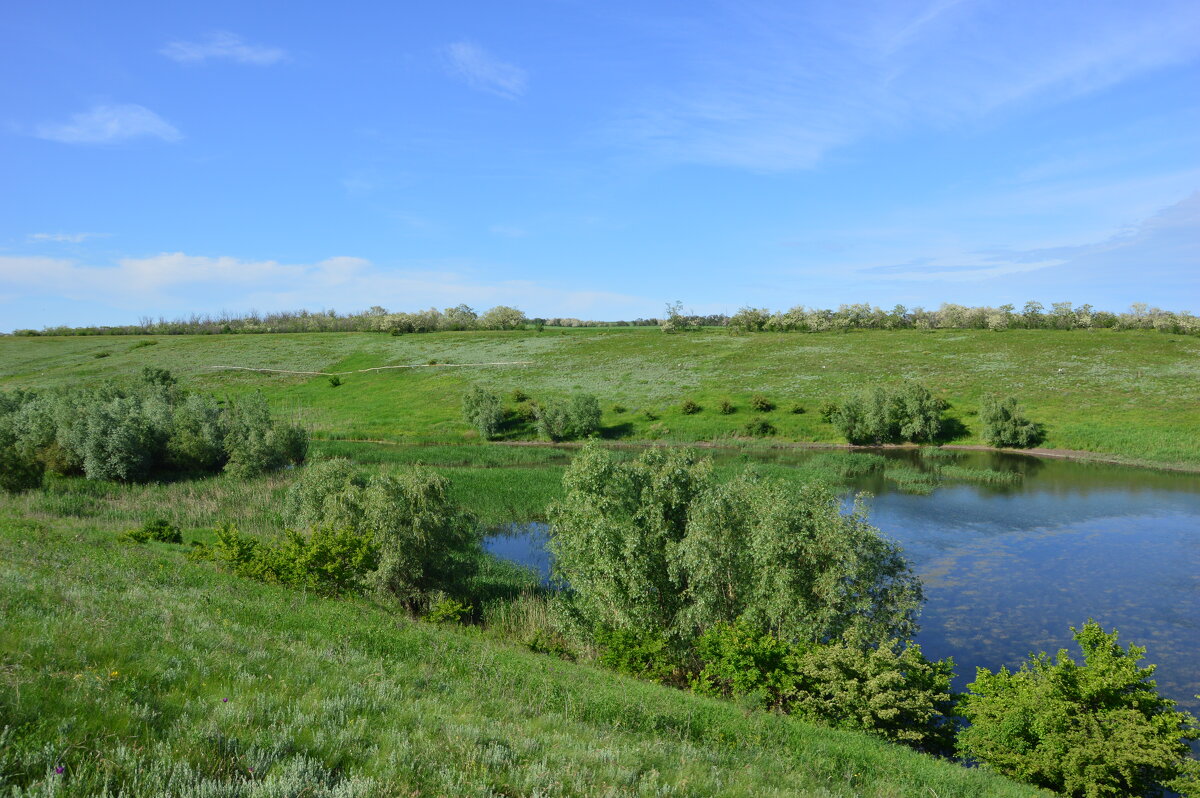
left=2, top=326, right=1197, bottom=468
left=0, top=511, right=1047, bottom=797
left=2, top=328, right=1192, bottom=795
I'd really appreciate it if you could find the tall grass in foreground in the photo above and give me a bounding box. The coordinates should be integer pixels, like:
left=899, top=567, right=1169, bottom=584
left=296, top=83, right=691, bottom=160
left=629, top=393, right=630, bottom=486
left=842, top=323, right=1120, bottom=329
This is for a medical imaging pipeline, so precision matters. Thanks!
left=0, top=516, right=1045, bottom=797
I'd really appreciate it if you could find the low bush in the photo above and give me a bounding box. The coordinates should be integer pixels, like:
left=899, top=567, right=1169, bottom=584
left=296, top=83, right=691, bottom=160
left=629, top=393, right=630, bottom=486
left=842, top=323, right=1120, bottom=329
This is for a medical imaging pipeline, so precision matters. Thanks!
left=534, top=393, right=601, bottom=441
left=462, top=385, right=504, bottom=439
left=0, top=380, right=305, bottom=483
left=790, top=403, right=806, bottom=414
left=750, top=395, right=774, bottom=412
left=511, top=389, right=530, bottom=403
left=0, top=400, right=44, bottom=492
left=595, top=627, right=681, bottom=685
left=681, top=399, right=702, bottom=415
left=284, top=459, right=481, bottom=606
left=0, top=445, right=43, bottom=493
left=979, top=395, right=1043, bottom=448
left=125, top=518, right=182, bottom=544
left=691, top=621, right=957, bottom=755
left=199, top=523, right=379, bottom=596
left=743, top=417, right=776, bottom=437
left=958, top=620, right=1200, bottom=797
left=818, top=401, right=839, bottom=422
left=328, top=375, right=343, bottom=388
left=833, top=382, right=945, bottom=445
left=425, top=597, right=473, bottom=624
left=526, top=629, right=576, bottom=661
left=719, top=399, right=735, bottom=415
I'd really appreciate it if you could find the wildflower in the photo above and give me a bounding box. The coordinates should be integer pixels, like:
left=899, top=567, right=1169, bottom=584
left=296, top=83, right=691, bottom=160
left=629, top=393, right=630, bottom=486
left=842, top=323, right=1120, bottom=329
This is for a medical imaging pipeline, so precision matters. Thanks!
left=222, top=697, right=229, bottom=702
left=55, top=766, right=64, bottom=774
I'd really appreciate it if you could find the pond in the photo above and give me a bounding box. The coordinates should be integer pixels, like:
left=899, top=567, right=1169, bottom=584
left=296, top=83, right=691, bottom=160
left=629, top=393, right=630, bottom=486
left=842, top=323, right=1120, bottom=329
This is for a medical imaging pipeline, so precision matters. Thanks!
left=484, top=448, right=1200, bottom=717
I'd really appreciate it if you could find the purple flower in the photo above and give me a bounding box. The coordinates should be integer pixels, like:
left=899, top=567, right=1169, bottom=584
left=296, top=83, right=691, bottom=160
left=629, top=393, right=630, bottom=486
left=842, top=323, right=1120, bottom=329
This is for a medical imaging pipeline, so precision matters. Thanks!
left=222, top=697, right=229, bottom=702
left=55, top=766, right=64, bottom=774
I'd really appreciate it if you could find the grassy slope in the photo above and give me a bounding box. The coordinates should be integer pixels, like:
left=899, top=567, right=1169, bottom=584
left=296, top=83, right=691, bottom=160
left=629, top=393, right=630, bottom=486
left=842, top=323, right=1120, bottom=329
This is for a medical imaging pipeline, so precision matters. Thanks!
left=2, top=327, right=1197, bottom=467
left=0, top=515, right=1045, bottom=797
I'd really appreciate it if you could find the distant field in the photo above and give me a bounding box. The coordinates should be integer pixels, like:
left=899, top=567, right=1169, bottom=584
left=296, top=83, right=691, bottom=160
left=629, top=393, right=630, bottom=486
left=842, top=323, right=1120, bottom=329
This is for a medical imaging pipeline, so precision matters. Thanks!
left=2, top=326, right=1197, bottom=467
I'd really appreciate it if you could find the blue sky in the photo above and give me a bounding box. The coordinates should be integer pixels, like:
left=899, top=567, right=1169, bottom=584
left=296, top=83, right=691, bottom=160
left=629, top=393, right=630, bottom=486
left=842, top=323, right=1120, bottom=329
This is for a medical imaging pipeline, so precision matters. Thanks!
left=2, top=0, right=1198, bottom=329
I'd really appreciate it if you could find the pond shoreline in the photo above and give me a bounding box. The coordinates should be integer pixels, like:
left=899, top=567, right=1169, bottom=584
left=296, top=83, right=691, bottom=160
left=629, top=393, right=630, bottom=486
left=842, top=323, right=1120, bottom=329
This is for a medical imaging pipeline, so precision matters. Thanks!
left=319, top=436, right=1200, bottom=475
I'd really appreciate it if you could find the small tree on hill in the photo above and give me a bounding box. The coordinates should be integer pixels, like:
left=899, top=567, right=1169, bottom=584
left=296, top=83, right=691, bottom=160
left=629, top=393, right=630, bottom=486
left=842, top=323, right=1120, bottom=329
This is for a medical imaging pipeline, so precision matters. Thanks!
left=461, top=385, right=504, bottom=439
left=979, top=395, right=1042, bottom=448
left=833, top=382, right=944, bottom=445
left=478, top=305, right=527, bottom=330
left=548, top=444, right=921, bottom=649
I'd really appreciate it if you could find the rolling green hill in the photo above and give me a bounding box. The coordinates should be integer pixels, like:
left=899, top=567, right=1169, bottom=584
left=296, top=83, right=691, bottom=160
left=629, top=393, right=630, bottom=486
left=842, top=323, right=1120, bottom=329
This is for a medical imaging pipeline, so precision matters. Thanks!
left=0, top=513, right=1046, bottom=797
left=2, top=326, right=1197, bottom=468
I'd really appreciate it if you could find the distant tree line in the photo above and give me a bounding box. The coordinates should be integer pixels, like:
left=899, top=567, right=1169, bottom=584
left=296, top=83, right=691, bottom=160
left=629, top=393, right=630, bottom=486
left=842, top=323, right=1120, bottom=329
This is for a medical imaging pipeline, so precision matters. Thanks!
left=9, top=299, right=1196, bottom=337
left=712, top=301, right=1199, bottom=335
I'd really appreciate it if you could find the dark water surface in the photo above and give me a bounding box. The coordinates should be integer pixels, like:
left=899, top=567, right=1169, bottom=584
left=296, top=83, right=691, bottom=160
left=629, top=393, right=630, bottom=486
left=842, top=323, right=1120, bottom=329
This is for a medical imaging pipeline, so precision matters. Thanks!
left=484, top=449, right=1200, bottom=715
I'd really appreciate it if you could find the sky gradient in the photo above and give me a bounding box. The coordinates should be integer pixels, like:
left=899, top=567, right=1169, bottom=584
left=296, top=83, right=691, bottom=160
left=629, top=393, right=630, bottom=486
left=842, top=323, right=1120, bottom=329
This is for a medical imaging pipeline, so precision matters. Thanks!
left=2, top=0, right=1198, bottom=329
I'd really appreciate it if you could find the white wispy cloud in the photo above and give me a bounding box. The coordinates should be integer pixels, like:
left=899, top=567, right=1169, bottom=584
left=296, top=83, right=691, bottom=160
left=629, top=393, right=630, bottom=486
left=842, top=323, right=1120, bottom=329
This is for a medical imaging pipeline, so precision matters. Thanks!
left=34, top=104, right=181, bottom=144
left=846, top=192, right=1200, bottom=292
left=160, top=31, right=286, bottom=65
left=28, top=232, right=111, bottom=243
left=444, top=41, right=527, bottom=99
left=608, top=0, right=1200, bottom=171
left=0, top=252, right=650, bottom=322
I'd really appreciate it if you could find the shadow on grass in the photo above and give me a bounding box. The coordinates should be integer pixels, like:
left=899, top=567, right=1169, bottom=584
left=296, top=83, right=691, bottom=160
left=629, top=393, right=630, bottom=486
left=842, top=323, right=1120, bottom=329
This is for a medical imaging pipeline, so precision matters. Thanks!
left=935, top=416, right=971, bottom=444
left=599, top=422, right=635, bottom=440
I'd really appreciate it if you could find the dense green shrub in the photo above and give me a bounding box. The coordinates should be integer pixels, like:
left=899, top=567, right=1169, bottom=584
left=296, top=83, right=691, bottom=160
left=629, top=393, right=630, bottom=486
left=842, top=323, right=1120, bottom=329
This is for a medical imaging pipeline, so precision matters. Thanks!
left=125, top=518, right=182, bottom=544
left=680, top=399, right=701, bottom=415
left=0, top=395, right=45, bottom=493
left=750, top=395, right=774, bottom=412
left=166, top=393, right=228, bottom=473
left=595, top=627, right=681, bottom=685
left=534, top=400, right=572, bottom=441
left=785, top=639, right=956, bottom=755
left=790, top=403, right=806, bottom=414
left=834, top=382, right=945, bottom=445
left=283, top=459, right=481, bottom=606
left=534, top=393, right=601, bottom=441
left=742, top=417, right=776, bottom=437
left=719, top=399, right=735, bottom=415
left=958, top=621, right=1200, bottom=797
left=425, top=597, right=473, bottom=624
left=0, top=440, right=43, bottom=493
left=223, top=393, right=308, bottom=478
left=549, top=444, right=920, bottom=650
left=201, top=523, right=379, bottom=596
left=979, top=395, right=1043, bottom=448
left=568, top=393, right=602, bottom=437
left=461, top=385, right=504, bottom=439
left=691, top=621, right=956, bottom=755
left=139, top=366, right=177, bottom=387
left=0, top=381, right=305, bottom=482
left=818, top=401, right=839, bottom=422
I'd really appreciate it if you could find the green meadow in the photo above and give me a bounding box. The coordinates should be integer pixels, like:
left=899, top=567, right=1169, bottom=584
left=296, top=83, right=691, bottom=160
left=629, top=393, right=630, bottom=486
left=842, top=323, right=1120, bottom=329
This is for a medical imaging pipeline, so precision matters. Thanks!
left=2, top=326, right=1195, bottom=796
left=2, top=326, right=1198, bottom=468
left=0, top=510, right=1046, bottom=797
